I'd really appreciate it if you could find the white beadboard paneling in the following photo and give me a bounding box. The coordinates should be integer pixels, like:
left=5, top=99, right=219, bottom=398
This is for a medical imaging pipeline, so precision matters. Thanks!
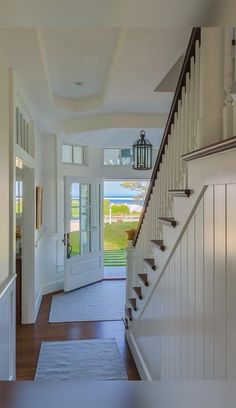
left=195, top=199, right=204, bottom=379
left=187, top=217, right=195, bottom=379
left=180, top=231, right=188, bottom=379
left=169, top=257, right=175, bottom=379
left=226, top=183, right=236, bottom=380
left=0, top=276, right=16, bottom=380
left=214, top=184, right=226, bottom=380
left=203, top=186, right=214, bottom=380
left=129, top=183, right=236, bottom=381
left=174, top=245, right=181, bottom=379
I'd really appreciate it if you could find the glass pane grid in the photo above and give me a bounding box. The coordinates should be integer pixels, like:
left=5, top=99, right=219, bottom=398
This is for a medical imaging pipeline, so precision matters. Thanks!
left=68, top=182, right=101, bottom=256
left=62, top=144, right=84, bottom=165
left=104, top=148, right=132, bottom=166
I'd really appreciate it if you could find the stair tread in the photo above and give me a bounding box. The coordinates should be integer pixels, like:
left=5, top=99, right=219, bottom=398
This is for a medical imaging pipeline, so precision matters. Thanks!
left=151, top=239, right=165, bottom=251
left=122, top=316, right=129, bottom=329
left=133, top=286, right=143, bottom=299
left=138, top=273, right=149, bottom=286
left=129, top=298, right=137, bottom=311
left=144, top=258, right=157, bottom=270
left=125, top=306, right=133, bottom=321
left=158, top=217, right=177, bottom=227
left=168, top=189, right=191, bottom=197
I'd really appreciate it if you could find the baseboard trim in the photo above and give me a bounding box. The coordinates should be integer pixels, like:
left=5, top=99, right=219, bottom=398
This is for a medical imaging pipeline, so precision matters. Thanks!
left=41, top=279, right=64, bottom=295
left=126, top=332, right=152, bottom=380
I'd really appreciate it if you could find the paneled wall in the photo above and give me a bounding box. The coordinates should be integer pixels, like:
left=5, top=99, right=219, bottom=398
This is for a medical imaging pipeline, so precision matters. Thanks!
left=0, top=277, right=16, bottom=380
left=132, top=183, right=236, bottom=380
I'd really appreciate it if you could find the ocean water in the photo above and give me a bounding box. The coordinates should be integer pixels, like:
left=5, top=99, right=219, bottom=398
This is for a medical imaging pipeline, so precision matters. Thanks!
left=104, top=197, right=144, bottom=205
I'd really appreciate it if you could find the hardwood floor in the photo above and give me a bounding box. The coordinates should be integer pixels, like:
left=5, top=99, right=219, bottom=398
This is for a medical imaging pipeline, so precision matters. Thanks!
left=16, top=290, right=140, bottom=380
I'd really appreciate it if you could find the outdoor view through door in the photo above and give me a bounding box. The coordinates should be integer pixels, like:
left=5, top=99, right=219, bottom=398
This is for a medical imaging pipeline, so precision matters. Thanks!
left=64, top=177, right=103, bottom=292
left=104, top=180, right=149, bottom=279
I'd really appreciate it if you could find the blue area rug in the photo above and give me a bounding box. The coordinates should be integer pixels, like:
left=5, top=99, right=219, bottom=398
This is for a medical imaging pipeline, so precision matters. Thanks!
left=49, top=280, right=125, bottom=323
left=35, top=339, right=128, bottom=381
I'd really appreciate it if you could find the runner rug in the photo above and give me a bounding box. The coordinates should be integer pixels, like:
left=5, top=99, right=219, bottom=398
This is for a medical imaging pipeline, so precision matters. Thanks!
left=35, top=339, right=128, bottom=381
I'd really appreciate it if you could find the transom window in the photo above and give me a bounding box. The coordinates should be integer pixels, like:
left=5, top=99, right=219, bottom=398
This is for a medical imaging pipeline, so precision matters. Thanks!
left=103, top=148, right=132, bottom=166
left=62, top=144, right=84, bottom=165
left=16, top=107, right=31, bottom=155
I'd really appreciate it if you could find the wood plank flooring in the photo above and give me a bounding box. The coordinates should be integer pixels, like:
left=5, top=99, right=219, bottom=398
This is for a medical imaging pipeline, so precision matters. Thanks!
left=16, top=290, right=140, bottom=380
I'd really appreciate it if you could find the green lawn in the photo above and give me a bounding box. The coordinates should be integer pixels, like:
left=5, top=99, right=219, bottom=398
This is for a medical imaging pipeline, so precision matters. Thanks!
left=104, top=221, right=138, bottom=250
left=67, top=221, right=138, bottom=259
left=104, top=248, right=127, bottom=266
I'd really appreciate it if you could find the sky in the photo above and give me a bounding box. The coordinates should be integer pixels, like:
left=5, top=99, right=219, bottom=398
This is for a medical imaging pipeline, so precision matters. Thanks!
left=104, top=181, right=134, bottom=197
left=71, top=180, right=149, bottom=198
left=104, top=181, right=149, bottom=197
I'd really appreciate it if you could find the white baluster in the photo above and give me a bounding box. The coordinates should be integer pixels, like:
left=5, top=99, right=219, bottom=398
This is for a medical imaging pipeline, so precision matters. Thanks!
left=172, top=118, right=177, bottom=190
left=180, top=86, right=186, bottom=189
left=183, top=75, right=190, bottom=188
left=194, top=40, right=200, bottom=149
left=189, top=56, right=195, bottom=151
left=175, top=109, right=179, bottom=186
left=176, top=100, right=182, bottom=187
left=223, top=27, right=234, bottom=140
left=164, top=145, right=169, bottom=215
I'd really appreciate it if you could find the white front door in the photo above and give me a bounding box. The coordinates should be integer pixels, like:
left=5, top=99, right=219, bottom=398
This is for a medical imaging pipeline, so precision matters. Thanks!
left=64, top=176, right=104, bottom=292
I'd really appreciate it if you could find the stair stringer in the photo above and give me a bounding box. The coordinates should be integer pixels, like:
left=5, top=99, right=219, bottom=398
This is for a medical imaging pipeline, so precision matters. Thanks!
left=129, top=186, right=207, bottom=323
left=126, top=185, right=208, bottom=379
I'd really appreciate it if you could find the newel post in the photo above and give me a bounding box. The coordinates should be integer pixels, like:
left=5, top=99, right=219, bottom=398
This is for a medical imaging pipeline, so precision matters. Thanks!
left=125, top=229, right=136, bottom=301
left=197, top=28, right=225, bottom=148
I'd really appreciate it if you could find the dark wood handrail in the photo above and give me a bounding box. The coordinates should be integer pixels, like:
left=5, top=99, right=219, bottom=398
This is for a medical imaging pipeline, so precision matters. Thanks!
left=133, top=27, right=201, bottom=246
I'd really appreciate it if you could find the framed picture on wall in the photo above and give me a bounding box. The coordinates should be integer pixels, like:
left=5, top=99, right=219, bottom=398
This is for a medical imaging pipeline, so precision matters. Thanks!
left=36, top=186, right=43, bottom=230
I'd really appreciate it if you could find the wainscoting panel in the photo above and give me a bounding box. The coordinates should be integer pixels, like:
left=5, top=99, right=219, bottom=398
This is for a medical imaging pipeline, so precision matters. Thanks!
left=130, top=183, right=236, bottom=380
left=0, top=275, right=16, bottom=380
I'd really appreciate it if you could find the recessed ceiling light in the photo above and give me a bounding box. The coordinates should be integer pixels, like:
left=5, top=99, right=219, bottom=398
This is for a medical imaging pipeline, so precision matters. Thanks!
left=74, top=81, right=84, bottom=86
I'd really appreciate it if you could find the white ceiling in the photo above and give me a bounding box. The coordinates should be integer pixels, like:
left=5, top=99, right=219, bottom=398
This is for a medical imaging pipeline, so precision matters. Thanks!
left=0, top=0, right=214, bottom=27
left=40, top=28, right=120, bottom=101
left=0, top=0, right=215, bottom=145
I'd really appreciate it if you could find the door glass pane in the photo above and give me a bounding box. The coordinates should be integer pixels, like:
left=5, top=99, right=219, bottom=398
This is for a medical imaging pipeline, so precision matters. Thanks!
left=71, top=183, right=80, bottom=219
left=81, top=230, right=90, bottom=254
left=66, top=181, right=101, bottom=257
left=81, top=184, right=89, bottom=206
left=81, top=206, right=89, bottom=230
left=70, top=231, right=80, bottom=257
left=63, top=144, right=73, bottom=163
left=91, top=184, right=100, bottom=206
left=69, top=182, right=80, bottom=256
left=91, top=229, right=100, bottom=252
left=73, top=146, right=83, bottom=164
left=91, top=206, right=100, bottom=229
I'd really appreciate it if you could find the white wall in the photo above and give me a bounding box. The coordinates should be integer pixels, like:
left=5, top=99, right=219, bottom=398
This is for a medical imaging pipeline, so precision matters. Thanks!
left=0, top=51, right=16, bottom=379
left=0, top=52, right=10, bottom=285
left=62, top=144, right=157, bottom=180
left=34, top=125, right=44, bottom=316
left=208, top=0, right=236, bottom=25
left=38, top=133, right=64, bottom=296
left=35, top=132, right=155, bottom=295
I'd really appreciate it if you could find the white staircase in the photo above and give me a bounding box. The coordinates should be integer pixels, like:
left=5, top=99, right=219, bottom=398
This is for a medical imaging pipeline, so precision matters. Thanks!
left=124, top=27, right=236, bottom=381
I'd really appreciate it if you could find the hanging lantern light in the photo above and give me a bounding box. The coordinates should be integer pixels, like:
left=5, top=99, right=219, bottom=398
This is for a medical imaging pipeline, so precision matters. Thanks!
left=132, top=130, right=153, bottom=170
